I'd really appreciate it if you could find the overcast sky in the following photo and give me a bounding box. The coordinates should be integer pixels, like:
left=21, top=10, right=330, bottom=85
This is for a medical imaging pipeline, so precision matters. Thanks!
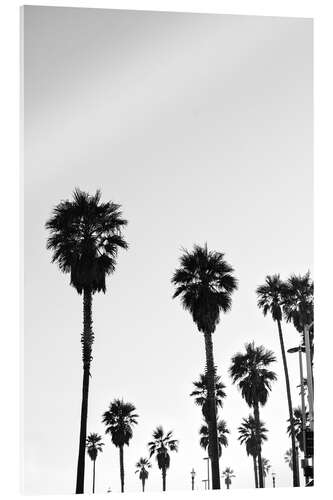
left=23, top=6, right=312, bottom=494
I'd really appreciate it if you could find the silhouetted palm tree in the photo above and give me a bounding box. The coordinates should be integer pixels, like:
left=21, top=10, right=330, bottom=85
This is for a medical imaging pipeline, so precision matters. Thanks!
left=102, top=399, right=138, bottom=492
left=230, top=342, right=276, bottom=488
left=199, top=419, right=230, bottom=458
left=256, top=275, right=299, bottom=487
left=287, top=407, right=309, bottom=453
left=222, top=467, right=235, bottom=489
left=262, top=458, right=271, bottom=486
left=190, top=373, right=226, bottom=422
left=172, top=244, right=237, bottom=489
left=284, top=448, right=293, bottom=470
left=135, top=457, right=151, bottom=492
left=148, top=426, right=178, bottom=491
left=46, top=188, right=128, bottom=493
left=238, top=415, right=268, bottom=488
left=86, top=433, right=104, bottom=493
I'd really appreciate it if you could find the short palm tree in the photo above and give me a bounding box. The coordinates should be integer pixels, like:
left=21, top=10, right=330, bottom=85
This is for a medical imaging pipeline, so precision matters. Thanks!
left=148, top=426, right=178, bottom=491
left=229, top=342, right=276, bottom=488
left=46, top=188, right=128, bottom=493
left=172, top=244, right=237, bottom=489
left=190, top=373, right=226, bottom=422
left=238, top=414, right=268, bottom=488
left=86, top=433, right=104, bottom=493
left=284, top=448, right=293, bottom=470
left=135, top=457, right=151, bottom=492
left=262, top=458, right=271, bottom=486
left=102, top=399, right=138, bottom=492
left=199, top=419, right=230, bottom=458
left=256, top=275, right=299, bottom=487
left=222, top=467, right=235, bottom=489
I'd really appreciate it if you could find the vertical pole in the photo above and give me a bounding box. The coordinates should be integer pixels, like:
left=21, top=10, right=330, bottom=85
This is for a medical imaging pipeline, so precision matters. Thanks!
left=303, top=325, right=314, bottom=431
left=299, top=345, right=309, bottom=485
left=207, top=457, right=210, bottom=490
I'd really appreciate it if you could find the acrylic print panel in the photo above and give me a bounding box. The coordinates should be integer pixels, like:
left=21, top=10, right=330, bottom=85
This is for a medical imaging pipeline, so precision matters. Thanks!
left=22, top=5, right=313, bottom=495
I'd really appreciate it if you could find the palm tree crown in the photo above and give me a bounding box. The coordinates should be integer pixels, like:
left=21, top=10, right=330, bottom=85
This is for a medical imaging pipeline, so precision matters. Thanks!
left=102, top=399, right=138, bottom=447
left=135, top=457, right=151, bottom=478
left=172, top=244, right=238, bottom=334
left=190, top=373, right=226, bottom=420
left=283, top=272, right=314, bottom=332
left=229, top=342, right=277, bottom=407
left=148, top=426, right=179, bottom=471
left=199, top=419, right=230, bottom=457
left=46, top=188, right=128, bottom=294
left=86, top=433, right=104, bottom=461
left=262, top=457, right=271, bottom=477
left=256, top=274, right=287, bottom=322
left=238, top=415, right=268, bottom=457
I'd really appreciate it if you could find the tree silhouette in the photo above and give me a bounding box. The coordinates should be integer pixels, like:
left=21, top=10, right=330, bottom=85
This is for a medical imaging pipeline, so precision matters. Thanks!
left=135, top=457, right=151, bottom=492
left=199, top=419, right=230, bottom=458
left=256, top=274, right=299, bottom=486
left=46, top=188, right=128, bottom=493
left=238, top=414, right=268, bottom=488
left=102, top=399, right=138, bottom=493
left=86, top=433, right=104, bottom=493
left=148, top=426, right=178, bottom=491
left=172, top=244, right=237, bottom=488
left=222, top=467, right=235, bottom=489
left=230, top=342, right=276, bottom=488
left=190, top=373, right=226, bottom=422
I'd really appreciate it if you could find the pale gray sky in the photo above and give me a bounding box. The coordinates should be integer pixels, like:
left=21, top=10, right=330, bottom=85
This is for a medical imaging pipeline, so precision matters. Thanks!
left=23, top=6, right=313, bottom=494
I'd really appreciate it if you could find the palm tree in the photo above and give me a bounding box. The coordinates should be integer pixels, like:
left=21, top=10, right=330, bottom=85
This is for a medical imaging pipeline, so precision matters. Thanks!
left=86, top=433, right=104, bottom=493
left=222, top=467, right=235, bottom=489
left=172, top=244, right=237, bottom=489
left=229, top=342, right=276, bottom=488
left=238, top=415, right=268, bottom=488
left=256, top=274, right=299, bottom=487
left=262, top=458, right=271, bottom=486
left=287, top=407, right=309, bottom=453
left=199, top=419, right=230, bottom=458
left=148, top=426, right=178, bottom=491
left=284, top=448, right=293, bottom=470
left=190, top=373, right=226, bottom=422
left=135, top=457, right=151, bottom=492
left=46, top=188, right=128, bottom=493
left=102, top=399, right=138, bottom=492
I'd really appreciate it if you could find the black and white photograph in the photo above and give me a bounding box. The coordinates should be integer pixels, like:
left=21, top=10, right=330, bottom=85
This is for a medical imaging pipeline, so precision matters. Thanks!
left=22, top=5, right=313, bottom=495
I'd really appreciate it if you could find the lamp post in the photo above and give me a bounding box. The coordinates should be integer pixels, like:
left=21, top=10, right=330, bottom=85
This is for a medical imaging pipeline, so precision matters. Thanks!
left=303, top=323, right=314, bottom=431
left=203, top=457, right=210, bottom=490
left=191, top=468, right=196, bottom=490
left=272, top=472, right=276, bottom=488
left=202, top=479, right=208, bottom=490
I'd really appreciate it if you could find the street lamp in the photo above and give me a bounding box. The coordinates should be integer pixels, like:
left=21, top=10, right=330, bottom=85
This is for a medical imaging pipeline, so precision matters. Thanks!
left=202, top=479, right=208, bottom=490
left=203, top=457, right=210, bottom=489
left=272, top=472, right=276, bottom=488
left=191, top=468, right=196, bottom=490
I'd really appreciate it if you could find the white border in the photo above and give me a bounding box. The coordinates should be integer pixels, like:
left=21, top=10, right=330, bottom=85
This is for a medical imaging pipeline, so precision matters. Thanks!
left=1, top=1, right=332, bottom=499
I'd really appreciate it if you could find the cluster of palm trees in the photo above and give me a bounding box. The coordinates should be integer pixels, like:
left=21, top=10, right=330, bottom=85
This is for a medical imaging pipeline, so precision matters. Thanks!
left=46, top=189, right=314, bottom=493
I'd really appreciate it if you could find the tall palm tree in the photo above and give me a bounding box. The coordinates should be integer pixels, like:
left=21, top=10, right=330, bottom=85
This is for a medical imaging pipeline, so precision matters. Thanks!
left=229, top=342, right=276, bottom=488
left=256, top=274, right=299, bottom=487
left=287, top=407, right=309, bottom=453
left=172, top=244, right=237, bottom=489
left=86, top=433, right=104, bottom=493
left=222, top=467, right=235, bottom=489
left=262, top=458, right=271, bottom=486
left=190, top=373, right=226, bottom=422
left=102, top=399, right=138, bottom=493
left=148, top=426, right=178, bottom=491
left=46, top=188, right=128, bottom=493
left=199, top=419, right=230, bottom=458
left=238, top=415, right=268, bottom=488
left=135, top=457, right=151, bottom=492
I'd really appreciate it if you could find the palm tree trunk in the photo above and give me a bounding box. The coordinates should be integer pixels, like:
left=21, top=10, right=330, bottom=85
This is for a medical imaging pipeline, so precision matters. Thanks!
left=253, top=455, right=258, bottom=488
left=76, top=287, right=93, bottom=494
left=253, top=402, right=264, bottom=488
left=277, top=319, right=299, bottom=487
left=119, top=445, right=125, bottom=493
left=162, top=467, right=166, bottom=491
left=142, top=478, right=145, bottom=492
left=92, top=459, right=96, bottom=494
left=203, top=331, right=221, bottom=489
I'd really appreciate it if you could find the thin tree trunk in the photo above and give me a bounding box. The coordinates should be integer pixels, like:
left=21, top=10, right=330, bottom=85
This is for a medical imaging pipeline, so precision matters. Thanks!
left=142, top=478, right=145, bottom=492
left=76, top=287, right=93, bottom=494
left=253, top=455, right=258, bottom=488
left=92, top=459, right=96, bottom=494
left=119, top=445, right=125, bottom=493
left=253, top=402, right=264, bottom=488
left=203, top=332, right=221, bottom=489
left=277, top=319, right=299, bottom=487
left=162, top=467, right=166, bottom=491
